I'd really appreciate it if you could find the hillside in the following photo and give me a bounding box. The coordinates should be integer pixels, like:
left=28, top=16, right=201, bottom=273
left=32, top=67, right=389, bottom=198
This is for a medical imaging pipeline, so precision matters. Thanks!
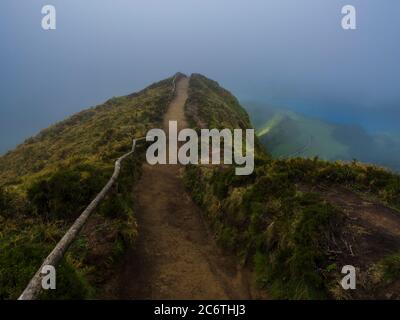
left=245, top=103, right=400, bottom=172
left=257, top=110, right=348, bottom=159
left=1, top=73, right=400, bottom=300
left=185, top=74, right=265, bottom=154
left=183, top=76, right=400, bottom=299
left=0, top=75, right=176, bottom=299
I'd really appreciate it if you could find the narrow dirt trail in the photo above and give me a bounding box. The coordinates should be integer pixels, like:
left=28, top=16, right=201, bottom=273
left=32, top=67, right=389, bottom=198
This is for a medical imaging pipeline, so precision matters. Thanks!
left=106, top=76, right=256, bottom=299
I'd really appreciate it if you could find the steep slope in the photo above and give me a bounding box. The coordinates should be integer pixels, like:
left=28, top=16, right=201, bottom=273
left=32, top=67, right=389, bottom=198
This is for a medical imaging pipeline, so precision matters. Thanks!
left=0, top=76, right=176, bottom=299
left=257, top=111, right=349, bottom=160
left=186, top=74, right=266, bottom=156
left=183, top=76, right=400, bottom=299
left=0, top=77, right=174, bottom=187
left=185, top=74, right=252, bottom=130
left=246, top=103, right=400, bottom=171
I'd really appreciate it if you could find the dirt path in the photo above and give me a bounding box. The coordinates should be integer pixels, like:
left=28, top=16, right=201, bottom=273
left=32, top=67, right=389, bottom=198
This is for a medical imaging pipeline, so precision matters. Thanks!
left=106, top=76, right=256, bottom=299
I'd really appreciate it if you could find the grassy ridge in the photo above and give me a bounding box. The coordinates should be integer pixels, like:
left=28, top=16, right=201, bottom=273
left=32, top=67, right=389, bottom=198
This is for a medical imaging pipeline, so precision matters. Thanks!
left=186, top=74, right=253, bottom=131
left=185, top=74, right=266, bottom=155
left=183, top=75, right=400, bottom=299
left=0, top=77, right=173, bottom=187
left=0, top=76, right=175, bottom=299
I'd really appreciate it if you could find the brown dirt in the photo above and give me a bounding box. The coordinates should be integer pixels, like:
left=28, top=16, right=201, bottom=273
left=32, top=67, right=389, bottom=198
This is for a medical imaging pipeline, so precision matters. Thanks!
left=102, top=76, right=260, bottom=299
left=301, top=184, right=400, bottom=264
left=300, top=183, right=400, bottom=299
left=318, top=186, right=400, bottom=237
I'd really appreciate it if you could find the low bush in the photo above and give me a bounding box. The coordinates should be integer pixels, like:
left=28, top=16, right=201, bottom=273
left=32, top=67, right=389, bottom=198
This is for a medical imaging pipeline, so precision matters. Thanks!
left=183, top=157, right=399, bottom=299
left=27, top=163, right=112, bottom=221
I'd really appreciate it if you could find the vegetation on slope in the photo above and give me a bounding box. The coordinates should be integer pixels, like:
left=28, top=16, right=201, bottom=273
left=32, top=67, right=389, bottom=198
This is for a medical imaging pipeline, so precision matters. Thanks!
left=183, top=75, right=400, bottom=299
left=186, top=74, right=253, bottom=131
left=246, top=102, right=400, bottom=172
left=2, top=72, right=399, bottom=300
left=184, top=158, right=400, bottom=298
left=185, top=74, right=265, bottom=155
left=258, top=111, right=348, bottom=160
left=0, top=76, right=175, bottom=299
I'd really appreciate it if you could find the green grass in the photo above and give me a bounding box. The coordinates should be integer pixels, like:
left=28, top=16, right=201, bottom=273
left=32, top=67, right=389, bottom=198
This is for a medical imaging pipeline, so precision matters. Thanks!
left=185, top=74, right=267, bottom=158
left=0, top=76, right=175, bottom=299
left=184, top=155, right=400, bottom=299
left=257, top=111, right=349, bottom=160
left=184, top=120, right=400, bottom=300
left=186, top=74, right=255, bottom=130
left=377, top=252, right=400, bottom=283
left=3, top=73, right=400, bottom=300
left=0, top=217, right=94, bottom=300
left=182, top=75, right=400, bottom=299
left=184, top=163, right=343, bottom=299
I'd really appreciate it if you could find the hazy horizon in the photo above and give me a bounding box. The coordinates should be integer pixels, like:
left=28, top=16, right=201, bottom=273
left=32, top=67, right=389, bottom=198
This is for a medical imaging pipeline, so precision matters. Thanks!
left=1, top=0, right=399, bottom=154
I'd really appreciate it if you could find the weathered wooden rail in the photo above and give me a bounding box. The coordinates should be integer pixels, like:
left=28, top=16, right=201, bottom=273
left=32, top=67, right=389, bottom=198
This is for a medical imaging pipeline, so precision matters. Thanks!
left=18, top=138, right=147, bottom=300
left=18, top=74, right=180, bottom=300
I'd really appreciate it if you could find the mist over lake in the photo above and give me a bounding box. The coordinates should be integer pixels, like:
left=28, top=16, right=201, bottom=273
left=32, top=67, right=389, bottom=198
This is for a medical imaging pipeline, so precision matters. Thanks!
left=1, top=0, right=399, bottom=161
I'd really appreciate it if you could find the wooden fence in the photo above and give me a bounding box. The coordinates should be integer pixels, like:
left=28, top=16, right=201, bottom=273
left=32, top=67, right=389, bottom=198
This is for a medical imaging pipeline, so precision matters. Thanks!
left=18, top=74, right=180, bottom=300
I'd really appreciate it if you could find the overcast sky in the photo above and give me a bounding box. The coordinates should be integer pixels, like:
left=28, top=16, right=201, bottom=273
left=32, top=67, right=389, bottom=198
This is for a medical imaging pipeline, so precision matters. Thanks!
left=1, top=0, right=399, bottom=153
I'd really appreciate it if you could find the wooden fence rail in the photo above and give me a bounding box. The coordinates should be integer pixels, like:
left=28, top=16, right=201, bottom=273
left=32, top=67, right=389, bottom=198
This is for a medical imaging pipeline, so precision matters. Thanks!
left=18, top=138, right=146, bottom=300
left=18, top=74, right=179, bottom=300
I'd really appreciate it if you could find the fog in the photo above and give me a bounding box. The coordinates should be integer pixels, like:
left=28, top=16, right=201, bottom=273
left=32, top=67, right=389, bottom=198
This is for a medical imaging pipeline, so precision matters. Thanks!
left=1, top=0, right=399, bottom=153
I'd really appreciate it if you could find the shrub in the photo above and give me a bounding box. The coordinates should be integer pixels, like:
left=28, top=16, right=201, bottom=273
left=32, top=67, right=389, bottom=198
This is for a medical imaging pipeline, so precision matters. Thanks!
left=380, top=252, right=400, bottom=282
left=27, top=163, right=111, bottom=221
left=0, top=219, right=94, bottom=300
left=184, top=158, right=347, bottom=299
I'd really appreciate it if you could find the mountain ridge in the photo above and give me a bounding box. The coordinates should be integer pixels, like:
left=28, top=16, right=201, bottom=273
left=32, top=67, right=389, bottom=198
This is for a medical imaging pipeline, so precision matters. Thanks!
left=0, top=75, right=177, bottom=299
left=1, top=74, right=400, bottom=300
